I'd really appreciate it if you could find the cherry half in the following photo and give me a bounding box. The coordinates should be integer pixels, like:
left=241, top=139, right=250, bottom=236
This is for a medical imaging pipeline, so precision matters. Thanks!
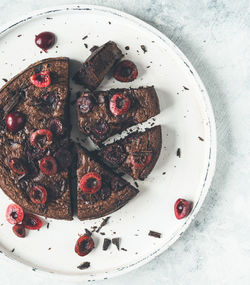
left=174, top=199, right=193, bottom=220
left=75, top=234, right=94, bottom=256
left=9, top=158, right=28, bottom=175
left=113, top=60, right=138, bottom=82
left=30, top=129, right=53, bottom=150
left=35, top=32, right=55, bottom=52
left=12, top=224, right=26, bottom=238
left=23, top=213, right=42, bottom=230
left=39, top=156, right=57, bottom=175
left=77, top=93, right=94, bottom=114
left=110, top=93, right=131, bottom=116
left=6, top=204, right=24, bottom=225
left=29, top=185, right=47, bottom=205
left=5, top=111, right=25, bottom=133
left=131, top=152, right=152, bottom=169
left=80, top=172, right=102, bottom=194
left=30, top=71, right=51, bottom=88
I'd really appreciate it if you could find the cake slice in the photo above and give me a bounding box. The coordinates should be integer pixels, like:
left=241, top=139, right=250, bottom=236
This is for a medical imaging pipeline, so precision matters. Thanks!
left=98, top=126, right=162, bottom=180
left=0, top=58, right=73, bottom=220
left=76, top=86, right=160, bottom=145
left=76, top=145, right=138, bottom=220
left=73, top=41, right=123, bottom=90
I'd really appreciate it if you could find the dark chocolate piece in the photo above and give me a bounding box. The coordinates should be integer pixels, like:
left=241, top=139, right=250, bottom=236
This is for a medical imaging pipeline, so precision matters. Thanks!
left=73, top=41, right=123, bottom=90
left=112, top=238, right=120, bottom=250
left=77, top=262, right=90, bottom=270
left=96, top=216, right=110, bottom=233
left=102, top=238, right=111, bottom=251
left=148, top=230, right=161, bottom=238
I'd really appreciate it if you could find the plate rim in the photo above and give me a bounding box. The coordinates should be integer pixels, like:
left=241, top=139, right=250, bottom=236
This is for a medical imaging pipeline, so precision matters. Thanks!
left=0, top=4, right=217, bottom=281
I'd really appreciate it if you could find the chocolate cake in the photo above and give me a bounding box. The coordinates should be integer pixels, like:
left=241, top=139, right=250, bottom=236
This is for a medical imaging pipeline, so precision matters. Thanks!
left=98, top=126, right=162, bottom=180
left=0, top=57, right=73, bottom=220
left=76, top=145, right=138, bottom=220
left=73, top=41, right=123, bottom=90
left=76, top=86, right=160, bottom=145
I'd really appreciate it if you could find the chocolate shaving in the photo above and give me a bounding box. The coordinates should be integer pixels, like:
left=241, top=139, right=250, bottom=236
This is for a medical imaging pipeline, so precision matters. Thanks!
left=2, top=78, right=8, bottom=82
left=77, top=261, right=90, bottom=270
left=148, top=230, right=161, bottom=238
left=102, top=238, right=111, bottom=250
left=112, top=238, right=120, bottom=250
left=198, top=136, right=204, bottom=141
left=177, top=148, right=181, bottom=158
left=100, top=232, right=105, bottom=235
left=84, top=43, right=88, bottom=49
left=121, top=248, right=127, bottom=251
left=183, top=86, right=189, bottom=90
left=85, top=228, right=92, bottom=236
left=96, top=216, right=110, bottom=233
left=47, top=223, right=50, bottom=229
left=82, top=35, right=88, bottom=40
left=140, top=45, right=147, bottom=53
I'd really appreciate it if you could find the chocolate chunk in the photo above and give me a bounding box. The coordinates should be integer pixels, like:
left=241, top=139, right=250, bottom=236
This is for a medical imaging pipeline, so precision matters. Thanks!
left=148, top=230, right=161, bottom=238
left=102, top=238, right=111, bottom=250
left=2, top=78, right=8, bottom=82
left=82, top=35, right=88, bottom=40
left=77, top=261, right=90, bottom=270
left=96, top=216, right=110, bottom=233
left=125, top=46, right=130, bottom=50
left=198, top=136, right=204, bottom=141
left=140, top=45, right=147, bottom=53
left=177, top=148, right=181, bottom=158
left=112, top=237, right=120, bottom=250
left=183, top=86, right=189, bottom=90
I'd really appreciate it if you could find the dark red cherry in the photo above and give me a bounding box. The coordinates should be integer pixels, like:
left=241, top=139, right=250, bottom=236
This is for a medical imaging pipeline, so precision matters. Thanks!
left=55, top=148, right=72, bottom=169
left=131, top=152, right=152, bottom=168
left=113, top=60, right=138, bottom=82
left=9, top=158, right=28, bottom=175
left=12, top=224, right=26, bottom=238
left=29, top=185, right=47, bottom=205
left=174, top=199, right=193, bottom=219
left=92, top=120, right=109, bottom=136
left=23, top=213, right=42, bottom=230
left=75, top=234, right=94, bottom=256
left=39, top=156, right=57, bottom=175
left=77, top=93, right=94, bottom=114
left=6, top=204, right=24, bottom=225
left=30, top=71, right=51, bottom=88
left=35, top=32, right=55, bottom=52
left=102, top=144, right=127, bottom=166
left=30, top=129, right=53, bottom=150
left=5, top=111, right=25, bottom=132
left=48, top=118, right=64, bottom=136
left=110, top=93, right=131, bottom=116
left=80, top=172, right=102, bottom=194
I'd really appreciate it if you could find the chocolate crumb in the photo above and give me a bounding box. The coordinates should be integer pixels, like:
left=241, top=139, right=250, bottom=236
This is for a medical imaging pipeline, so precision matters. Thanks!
left=183, top=86, right=189, bottom=90
left=2, top=78, right=7, bottom=82
left=103, top=238, right=111, bottom=251
left=96, top=216, right=110, bottom=233
left=121, top=248, right=127, bottom=251
left=108, top=21, right=111, bottom=25
left=17, top=34, right=22, bottom=37
left=46, top=17, right=53, bottom=20
left=11, top=248, right=15, bottom=253
left=140, top=45, right=147, bottom=53
left=77, top=261, right=90, bottom=270
left=84, top=43, right=88, bottom=49
left=177, top=148, right=181, bottom=158
left=82, top=35, right=88, bottom=40
left=198, top=136, right=204, bottom=141
left=100, top=232, right=105, bottom=235
left=148, top=230, right=161, bottom=238
left=134, top=181, right=139, bottom=188
left=112, top=238, right=120, bottom=250
left=48, top=247, right=51, bottom=250
left=47, top=223, right=50, bottom=229
left=85, top=228, right=92, bottom=236
left=125, top=46, right=130, bottom=50
left=162, top=172, right=166, bottom=175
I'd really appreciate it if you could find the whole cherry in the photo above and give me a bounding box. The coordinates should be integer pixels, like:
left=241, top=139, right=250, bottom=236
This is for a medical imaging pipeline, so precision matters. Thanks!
left=174, top=198, right=193, bottom=219
left=5, top=111, right=25, bottom=133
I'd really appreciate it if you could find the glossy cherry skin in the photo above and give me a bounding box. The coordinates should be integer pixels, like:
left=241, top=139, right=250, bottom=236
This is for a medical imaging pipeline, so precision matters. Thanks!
left=5, top=111, right=25, bottom=133
left=39, top=156, right=57, bottom=175
left=29, top=185, right=47, bottom=205
left=35, top=32, right=55, bottom=52
left=109, top=93, right=131, bottom=116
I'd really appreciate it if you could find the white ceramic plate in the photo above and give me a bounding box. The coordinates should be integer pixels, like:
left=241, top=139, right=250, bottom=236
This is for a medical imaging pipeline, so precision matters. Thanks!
left=0, top=5, right=216, bottom=281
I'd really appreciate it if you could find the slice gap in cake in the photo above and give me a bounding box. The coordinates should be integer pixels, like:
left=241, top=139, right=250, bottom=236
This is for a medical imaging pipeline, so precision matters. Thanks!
left=76, top=86, right=160, bottom=145
left=0, top=57, right=73, bottom=220
left=76, top=145, right=139, bottom=220
left=98, top=126, right=162, bottom=180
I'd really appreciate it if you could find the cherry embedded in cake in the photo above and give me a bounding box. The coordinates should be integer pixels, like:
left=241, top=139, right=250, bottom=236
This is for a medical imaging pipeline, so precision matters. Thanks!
left=76, top=145, right=139, bottom=220
left=98, top=126, right=162, bottom=180
left=76, top=86, right=160, bottom=145
left=0, top=57, right=73, bottom=220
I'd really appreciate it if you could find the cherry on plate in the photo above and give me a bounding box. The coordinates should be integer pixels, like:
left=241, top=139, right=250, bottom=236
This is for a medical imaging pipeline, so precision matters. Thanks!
left=12, top=224, right=26, bottom=238
left=30, top=71, right=51, bottom=88
left=6, top=204, right=24, bottom=225
left=39, top=156, right=57, bottom=175
left=29, top=185, right=47, bottom=205
left=174, top=198, right=193, bottom=220
left=113, top=60, right=138, bottom=82
left=75, top=234, right=94, bottom=256
left=109, top=93, right=131, bottom=116
left=35, top=32, right=55, bottom=52
left=5, top=111, right=25, bottom=133
left=23, top=213, right=42, bottom=230
left=80, top=172, right=102, bottom=194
